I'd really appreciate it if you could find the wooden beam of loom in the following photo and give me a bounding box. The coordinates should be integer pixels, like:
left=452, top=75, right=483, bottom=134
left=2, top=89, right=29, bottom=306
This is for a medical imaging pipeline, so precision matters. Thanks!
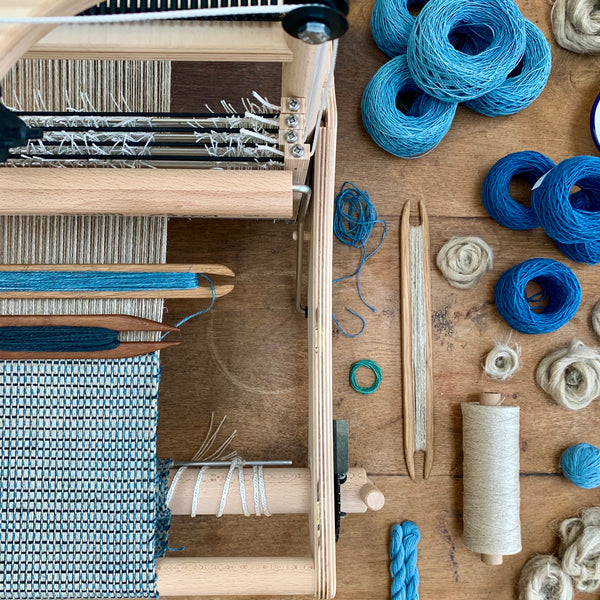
left=0, top=170, right=294, bottom=219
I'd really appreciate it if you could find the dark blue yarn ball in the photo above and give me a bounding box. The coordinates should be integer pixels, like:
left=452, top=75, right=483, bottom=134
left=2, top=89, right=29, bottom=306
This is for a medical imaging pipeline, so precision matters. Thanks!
left=482, top=151, right=555, bottom=230
left=494, top=258, right=581, bottom=334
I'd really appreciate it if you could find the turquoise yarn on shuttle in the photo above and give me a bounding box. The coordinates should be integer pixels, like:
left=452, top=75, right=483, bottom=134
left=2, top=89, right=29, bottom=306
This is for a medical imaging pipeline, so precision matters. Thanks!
left=406, top=0, right=527, bottom=102
left=560, top=443, right=600, bottom=489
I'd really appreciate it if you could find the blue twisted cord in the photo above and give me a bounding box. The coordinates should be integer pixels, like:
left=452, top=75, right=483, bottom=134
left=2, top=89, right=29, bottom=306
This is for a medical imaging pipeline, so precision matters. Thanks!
left=332, top=181, right=386, bottom=337
left=390, top=521, right=421, bottom=600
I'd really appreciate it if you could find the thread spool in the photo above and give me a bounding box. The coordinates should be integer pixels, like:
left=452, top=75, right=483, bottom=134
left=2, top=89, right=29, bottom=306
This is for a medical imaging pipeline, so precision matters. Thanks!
left=361, top=55, right=457, bottom=158
left=494, top=258, right=581, bottom=334
left=370, top=0, right=429, bottom=57
left=481, top=151, right=555, bottom=230
left=531, top=155, right=600, bottom=244
left=463, top=20, right=551, bottom=117
left=551, top=0, right=600, bottom=54
left=406, top=0, right=527, bottom=102
left=462, top=392, right=521, bottom=565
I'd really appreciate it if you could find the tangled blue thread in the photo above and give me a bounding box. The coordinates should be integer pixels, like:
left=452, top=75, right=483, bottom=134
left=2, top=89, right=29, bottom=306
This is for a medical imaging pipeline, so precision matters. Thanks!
left=361, top=55, right=457, bottom=158
left=371, top=0, right=430, bottom=57
left=464, top=20, right=551, bottom=117
left=560, top=443, right=600, bottom=489
left=494, top=258, right=581, bottom=334
left=532, top=155, right=600, bottom=244
left=332, top=182, right=386, bottom=337
left=406, top=0, right=527, bottom=102
left=390, top=521, right=421, bottom=600
left=482, top=151, right=555, bottom=230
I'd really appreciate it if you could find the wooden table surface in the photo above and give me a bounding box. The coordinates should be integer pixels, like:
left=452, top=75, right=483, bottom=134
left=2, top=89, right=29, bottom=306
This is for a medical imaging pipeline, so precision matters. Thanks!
left=159, top=1, right=600, bottom=598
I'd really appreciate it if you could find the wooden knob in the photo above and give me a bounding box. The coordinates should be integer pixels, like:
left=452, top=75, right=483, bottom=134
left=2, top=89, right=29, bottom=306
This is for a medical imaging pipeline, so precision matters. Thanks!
left=359, top=483, right=385, bottom=511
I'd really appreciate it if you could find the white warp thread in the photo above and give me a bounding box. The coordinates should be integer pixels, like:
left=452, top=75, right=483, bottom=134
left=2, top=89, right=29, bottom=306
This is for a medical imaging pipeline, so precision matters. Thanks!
left=558, top=508, right=600, bottom=592
left=461, top=403, right=521, bottom=556
left=518, top=555, right=573, bottom=600
left=436, top=236, right=493, bottom=290
left=483, top=343, right=521, bottom=381
left=535, top=340, right=600, bottom=410
left=410, top=226, right=427, bottom=452
left=551, top=0, right=600, bottom=54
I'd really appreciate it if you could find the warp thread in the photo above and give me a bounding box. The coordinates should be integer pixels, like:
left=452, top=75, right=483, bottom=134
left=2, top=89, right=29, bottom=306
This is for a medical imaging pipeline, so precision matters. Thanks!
left=461, top=402, right=522, bottom=558
left=436, top=236, right=493, bottom=289
left=559, top=443, right=600, bottom=489
left=551, top=0, right=600, bottom=54
left=349, top=359, right=382, bottom=394
left=494, top=258, right=581, bottom=334
left=483, top=342, right=521, bottom=381
left=332, top=182, right=386, bottom=337
left=536, top=340, right=600, bottom=410
left=390, top=521, right=420, bottom=600
left=361, top=55, right=457, bottom=158
left=518, top=555, right=573, bottom=600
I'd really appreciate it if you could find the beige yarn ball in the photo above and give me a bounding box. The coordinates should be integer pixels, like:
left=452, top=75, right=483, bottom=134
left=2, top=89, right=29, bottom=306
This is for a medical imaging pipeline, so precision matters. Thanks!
left=551, top=0, right=600, bottom=54
left=436, top=236, right=493, bottom=289
left=518, top=554, right=573, bottom=600
left=483, top=343, right=521, bottom=381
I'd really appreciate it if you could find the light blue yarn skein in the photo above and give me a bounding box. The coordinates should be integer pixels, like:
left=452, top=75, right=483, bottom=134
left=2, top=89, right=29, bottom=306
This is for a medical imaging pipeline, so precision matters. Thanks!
left=531, top=155, right=600, bottom=244
left=390, top=521, right=420, bottom=600
left=494, top=258, right=581, bottom=334
left=464, top=20, right=552, bottom=116
left=371, top=0, right=430, bottom=57
left=560, top=443, right=600, bottom=489
left=406, top=0, right=527, bottom=102
left=482, top=151, right=555, bottom=230
left=361, top=55, right=457, bottom=158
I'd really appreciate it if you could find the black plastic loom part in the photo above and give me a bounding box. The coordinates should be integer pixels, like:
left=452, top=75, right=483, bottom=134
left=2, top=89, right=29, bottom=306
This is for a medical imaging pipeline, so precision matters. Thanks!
left=0, top=94, right=42, bottom=163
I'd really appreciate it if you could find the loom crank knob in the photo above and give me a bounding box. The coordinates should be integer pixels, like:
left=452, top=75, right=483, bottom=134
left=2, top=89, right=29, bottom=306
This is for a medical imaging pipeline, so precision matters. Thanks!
left=283, top=5, right=348, bottom=44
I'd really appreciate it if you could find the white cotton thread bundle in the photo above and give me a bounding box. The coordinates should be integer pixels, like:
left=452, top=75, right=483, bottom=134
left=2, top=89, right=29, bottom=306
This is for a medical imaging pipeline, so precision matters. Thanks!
left=436, top=236, right=493, bottom=289
left=461, top=402, right=521, bottom=557
left=535, top=340, right=600, bottom=410
left=551, top=0, right=600, bottom=54
left=518, top=555, right=573, bottom=600
left=483, top=343, right=521, bottom=381
left=592, top=300, right=600, bottom=338
left=557, top=508, right=600, bottom=592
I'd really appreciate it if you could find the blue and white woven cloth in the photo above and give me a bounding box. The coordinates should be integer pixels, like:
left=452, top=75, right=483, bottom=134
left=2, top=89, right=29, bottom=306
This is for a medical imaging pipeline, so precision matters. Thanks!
left=0, top=354, right=170, bottom=599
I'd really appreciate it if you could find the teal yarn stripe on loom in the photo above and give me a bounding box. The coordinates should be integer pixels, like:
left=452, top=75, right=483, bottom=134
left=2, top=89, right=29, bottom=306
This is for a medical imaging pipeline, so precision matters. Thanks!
left=0, top=326, right=120, bottom=353
left=0, top=271, right=199, bottom=291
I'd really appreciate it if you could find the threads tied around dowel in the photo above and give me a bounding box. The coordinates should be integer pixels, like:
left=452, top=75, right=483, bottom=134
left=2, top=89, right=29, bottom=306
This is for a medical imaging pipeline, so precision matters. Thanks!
left=436, top=236, right=493, bottom=289
left=536, top=341, right=600, bottom=410
left=406, top=0, right=527, bottom=102
left=560, top=443, right=600, bottom=489
left=390, top=521, right=420, bottom=600
left=361, top=55, right=458, bottom=158
left=494, top=258, right=581, bottom=334
left=483, top=343, right=521, bottom=381
left=551, top=0, right=600, bottom=54
left=482, top=151, right=555, bottom=230
left=518, top=555, right=573, bottom=600
left=462, top=392, right=521, bottom=565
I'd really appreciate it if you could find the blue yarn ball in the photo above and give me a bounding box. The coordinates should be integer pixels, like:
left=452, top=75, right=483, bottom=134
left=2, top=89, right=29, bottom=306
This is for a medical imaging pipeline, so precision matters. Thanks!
left=494, top=258, right=581, bottom=334
left=406, top=0, right=527, bottom=102
left=482, top=151, right=555, bottom=230
left=361, top=55, right=458, bottom=158
left=531, top=155, right=600, bottom=244
left=371, top=0, right=430, bottom=57
left=464, top=20, right=552, bottom=116
left=555, top=190, right=600, bottom=263
left=560, top=443, right=600, bottom=489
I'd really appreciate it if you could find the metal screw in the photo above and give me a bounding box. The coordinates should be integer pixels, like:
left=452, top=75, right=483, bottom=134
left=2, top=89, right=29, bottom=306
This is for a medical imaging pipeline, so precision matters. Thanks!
left=286, top=114, right=299, bottom=128
left=291, top=144, right=305, bottom=158
left=288, top=98, right=301, bottom=112
left=286, top=130, right=299, bottom=143
left=297, top=22, right=332, bottom=45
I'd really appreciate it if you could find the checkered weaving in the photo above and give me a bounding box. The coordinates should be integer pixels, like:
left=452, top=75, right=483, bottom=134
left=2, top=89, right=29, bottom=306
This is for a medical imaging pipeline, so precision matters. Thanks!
left=0, top=354, right=167, bottom=599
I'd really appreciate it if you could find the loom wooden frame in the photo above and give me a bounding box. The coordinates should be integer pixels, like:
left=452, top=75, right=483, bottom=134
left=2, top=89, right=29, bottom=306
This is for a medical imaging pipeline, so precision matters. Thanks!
left=0, top=3, right=364, bottom=598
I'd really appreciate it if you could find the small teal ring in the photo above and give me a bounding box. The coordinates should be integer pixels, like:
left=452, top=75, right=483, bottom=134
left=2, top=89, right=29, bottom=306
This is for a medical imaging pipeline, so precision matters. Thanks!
left=349, top=359, right=382, bottom=395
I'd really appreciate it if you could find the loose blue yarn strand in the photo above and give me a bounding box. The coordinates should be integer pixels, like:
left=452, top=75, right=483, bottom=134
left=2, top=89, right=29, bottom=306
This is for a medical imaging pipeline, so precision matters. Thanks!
left=494, top=258, right=581, bottom=334
left=560, top=443, right=600, bottom=489
left=390, top=521, right=420, bottom=600
left=332, top=182, right=386, bottom=337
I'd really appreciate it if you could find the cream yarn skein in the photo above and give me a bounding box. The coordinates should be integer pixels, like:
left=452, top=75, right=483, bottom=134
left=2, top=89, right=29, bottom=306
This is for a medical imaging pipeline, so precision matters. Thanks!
left=551, top=0, right=600, bottom=53
left=483, top=343, right=521, bottom=381
left=518, top=555, right=573, bottom=600
left=436, top=236, right=493, bottom=289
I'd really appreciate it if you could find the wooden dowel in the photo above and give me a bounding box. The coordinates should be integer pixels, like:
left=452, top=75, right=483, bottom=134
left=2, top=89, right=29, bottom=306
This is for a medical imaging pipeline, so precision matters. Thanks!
left=167, top=467, right=384, bottom=516
left=0, top=170, right=293, bottom=219
left=479, top=391, right=503, bottom=566
left=156, top=557, right=315, bottom=596
left=0, top=314, right=178, bottom=331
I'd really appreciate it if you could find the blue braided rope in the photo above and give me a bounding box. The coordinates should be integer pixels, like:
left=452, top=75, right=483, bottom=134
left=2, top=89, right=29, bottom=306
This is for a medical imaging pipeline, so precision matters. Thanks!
left=390, top=521, right=421, bottom=600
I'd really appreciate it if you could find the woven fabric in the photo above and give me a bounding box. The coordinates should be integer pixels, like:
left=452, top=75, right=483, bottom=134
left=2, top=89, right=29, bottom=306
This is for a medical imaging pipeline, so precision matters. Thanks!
left=0, top=354, right=165, bottom=599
